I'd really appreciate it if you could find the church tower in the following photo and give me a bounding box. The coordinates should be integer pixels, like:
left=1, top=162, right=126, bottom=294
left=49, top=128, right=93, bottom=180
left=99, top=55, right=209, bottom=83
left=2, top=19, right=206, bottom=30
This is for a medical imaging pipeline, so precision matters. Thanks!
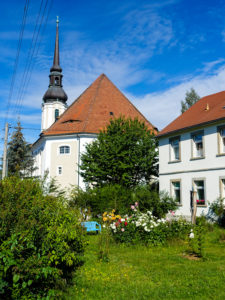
left=41, top=17, right=68, bottom=131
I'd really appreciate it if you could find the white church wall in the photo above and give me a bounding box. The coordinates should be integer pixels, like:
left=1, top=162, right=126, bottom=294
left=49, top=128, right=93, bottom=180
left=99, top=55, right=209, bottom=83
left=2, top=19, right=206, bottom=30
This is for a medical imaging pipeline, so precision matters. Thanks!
left=41, top=101, right=67, bottom=131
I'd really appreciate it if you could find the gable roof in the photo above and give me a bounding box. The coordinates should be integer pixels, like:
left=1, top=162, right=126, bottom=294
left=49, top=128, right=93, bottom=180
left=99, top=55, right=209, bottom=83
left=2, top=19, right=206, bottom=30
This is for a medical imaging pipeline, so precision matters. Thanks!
left=42, top=74, right=156, bottom=136
left=158, top=90, right=225, bottom=137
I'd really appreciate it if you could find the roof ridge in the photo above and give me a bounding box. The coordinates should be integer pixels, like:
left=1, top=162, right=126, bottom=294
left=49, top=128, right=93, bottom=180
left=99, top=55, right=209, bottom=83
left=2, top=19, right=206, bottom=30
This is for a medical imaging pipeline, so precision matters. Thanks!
left=82, top=74, right=104, bottom=132
left=103, top=75, right=157, bottom=131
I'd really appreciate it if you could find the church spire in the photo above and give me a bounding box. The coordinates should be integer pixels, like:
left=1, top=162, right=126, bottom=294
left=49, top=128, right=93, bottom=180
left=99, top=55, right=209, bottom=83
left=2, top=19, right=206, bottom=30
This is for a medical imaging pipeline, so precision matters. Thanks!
left=50, top=16, right=62, bottom=72
left=43, top=17, right=67, bottom=103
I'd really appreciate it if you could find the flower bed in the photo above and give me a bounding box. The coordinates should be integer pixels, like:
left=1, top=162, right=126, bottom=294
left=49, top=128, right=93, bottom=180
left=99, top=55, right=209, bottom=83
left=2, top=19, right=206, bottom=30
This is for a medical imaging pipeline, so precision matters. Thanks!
left=109, top=204, right=191, bottom=245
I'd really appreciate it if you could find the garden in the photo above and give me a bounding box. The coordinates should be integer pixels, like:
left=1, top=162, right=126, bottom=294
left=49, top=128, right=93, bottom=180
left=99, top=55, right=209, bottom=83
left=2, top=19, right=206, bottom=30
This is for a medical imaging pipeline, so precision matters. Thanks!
left=1, top=117, right=225, bottom=299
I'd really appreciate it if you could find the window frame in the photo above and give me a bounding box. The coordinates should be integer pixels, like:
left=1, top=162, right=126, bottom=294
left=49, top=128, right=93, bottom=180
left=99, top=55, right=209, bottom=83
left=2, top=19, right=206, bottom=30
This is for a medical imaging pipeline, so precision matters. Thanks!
left=219, top=176, right=225, bottom=199
left=59, top=145, right=70, bottom=155
left=191, top=130, right=205, bottom=159
left=170, top=179, right=182, bottom=206
left=192, top=178, right=207, bottom=207
left=57, top=166, right=62, bottom=175
left=217, top=125, right=225, bottom=156
left=169, top=136, right=181, bottom=162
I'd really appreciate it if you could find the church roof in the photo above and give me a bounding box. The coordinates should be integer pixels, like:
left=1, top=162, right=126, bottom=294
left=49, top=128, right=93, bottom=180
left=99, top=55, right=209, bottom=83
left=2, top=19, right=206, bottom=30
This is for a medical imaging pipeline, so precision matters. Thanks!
left=42, top=74, right=157, bottom=136
left=158, top=90, right=225, bottom=137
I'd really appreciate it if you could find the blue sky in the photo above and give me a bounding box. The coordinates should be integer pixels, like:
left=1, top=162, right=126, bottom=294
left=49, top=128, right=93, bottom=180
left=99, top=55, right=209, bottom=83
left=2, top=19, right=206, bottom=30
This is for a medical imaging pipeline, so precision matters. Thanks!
left=1, top=0, right=225, bottom=150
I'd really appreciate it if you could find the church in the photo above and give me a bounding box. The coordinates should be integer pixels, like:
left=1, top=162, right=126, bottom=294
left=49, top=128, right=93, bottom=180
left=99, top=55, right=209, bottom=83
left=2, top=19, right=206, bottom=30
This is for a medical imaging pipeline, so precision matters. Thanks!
left=32, top=21, right=156, bottom=190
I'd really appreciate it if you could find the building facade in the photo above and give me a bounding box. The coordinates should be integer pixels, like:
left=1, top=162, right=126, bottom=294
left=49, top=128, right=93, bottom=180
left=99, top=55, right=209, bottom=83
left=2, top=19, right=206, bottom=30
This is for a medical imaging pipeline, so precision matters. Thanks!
left=158, top=91, right=225, bottom=218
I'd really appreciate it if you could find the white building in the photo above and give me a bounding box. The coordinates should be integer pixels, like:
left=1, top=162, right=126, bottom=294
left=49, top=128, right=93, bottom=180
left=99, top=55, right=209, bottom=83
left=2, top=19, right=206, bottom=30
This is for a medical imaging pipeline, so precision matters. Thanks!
left=32, top=21, right=156, bottom=190
left=158, top=91, right=225, bottom=218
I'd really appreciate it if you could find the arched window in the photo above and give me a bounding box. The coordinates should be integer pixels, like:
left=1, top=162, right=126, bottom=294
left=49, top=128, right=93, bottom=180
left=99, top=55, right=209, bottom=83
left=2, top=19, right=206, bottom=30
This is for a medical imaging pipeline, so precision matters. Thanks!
left=55, top=77, right=60, bottom=85
left=59, top=145, right=70, bottom=154
left=55, top=109, right=59, bottom=121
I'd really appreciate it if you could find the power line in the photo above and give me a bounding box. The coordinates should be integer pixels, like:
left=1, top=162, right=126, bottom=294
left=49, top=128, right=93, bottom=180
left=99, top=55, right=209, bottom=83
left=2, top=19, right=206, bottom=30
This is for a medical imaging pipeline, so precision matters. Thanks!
left=15, top=0, right=53, bottom=116
left=4, top=0, right=30, bottom=124
left=13, top=0, right=45, bottom=114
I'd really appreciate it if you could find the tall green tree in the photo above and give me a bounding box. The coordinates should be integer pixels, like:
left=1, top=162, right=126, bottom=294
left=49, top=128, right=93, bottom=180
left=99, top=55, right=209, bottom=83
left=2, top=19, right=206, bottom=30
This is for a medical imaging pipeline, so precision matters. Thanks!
left=181, top=88, right=200, bottom=113
left=7, top=121, right=36, bottom=177
left=80, top=117, right=158, bottom=188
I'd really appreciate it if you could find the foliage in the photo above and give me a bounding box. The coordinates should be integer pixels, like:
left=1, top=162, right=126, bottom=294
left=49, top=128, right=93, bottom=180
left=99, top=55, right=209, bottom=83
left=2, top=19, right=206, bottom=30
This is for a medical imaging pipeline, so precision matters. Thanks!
left=7, top=121, right=36, bottom=177
left=181, top=88, right=200, bottom=113
left=80, top=116, right=158, bottom=188
left=208, top=197, right=225, bottom=227
left=70, top=184, right=177, bottom=218
left=188, top=221, right=206, bottom=258
left=110, top=205, right=190, bottom=245
left=0, top=176, right=85, bottom=299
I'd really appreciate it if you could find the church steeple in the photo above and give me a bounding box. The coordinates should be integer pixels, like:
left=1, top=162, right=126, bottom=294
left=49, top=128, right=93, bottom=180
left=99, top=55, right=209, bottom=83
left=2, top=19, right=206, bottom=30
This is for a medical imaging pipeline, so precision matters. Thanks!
left=43, top=17, right=67, bottom=103
left=50, top=16, right=62, bottom=73
left=41, top=17, right=68, bottom=131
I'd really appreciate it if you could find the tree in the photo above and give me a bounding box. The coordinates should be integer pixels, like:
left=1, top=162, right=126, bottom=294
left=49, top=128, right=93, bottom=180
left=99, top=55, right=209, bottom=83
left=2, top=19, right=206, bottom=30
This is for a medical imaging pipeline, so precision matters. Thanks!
left=80, top=117, right=158, bottom=188
left=181, top=88, right=200, bottom=113
left=7, top=121, right=36, bottom=177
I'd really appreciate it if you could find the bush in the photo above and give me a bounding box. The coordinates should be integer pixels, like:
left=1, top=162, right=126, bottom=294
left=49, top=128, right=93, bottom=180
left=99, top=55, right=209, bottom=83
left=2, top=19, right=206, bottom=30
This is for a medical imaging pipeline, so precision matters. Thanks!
left=208, top=198, right=225, bottom=227
left=0, top=177, right=85, bottom=299
left=70, top=184, right=176, bottom=218
left=110, top=208, right=191, bottom=245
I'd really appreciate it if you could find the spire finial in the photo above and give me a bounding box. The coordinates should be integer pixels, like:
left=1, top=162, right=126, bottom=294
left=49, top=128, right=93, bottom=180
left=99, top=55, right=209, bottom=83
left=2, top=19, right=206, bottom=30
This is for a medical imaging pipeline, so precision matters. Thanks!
left=50, top=16, right=62, bottom=72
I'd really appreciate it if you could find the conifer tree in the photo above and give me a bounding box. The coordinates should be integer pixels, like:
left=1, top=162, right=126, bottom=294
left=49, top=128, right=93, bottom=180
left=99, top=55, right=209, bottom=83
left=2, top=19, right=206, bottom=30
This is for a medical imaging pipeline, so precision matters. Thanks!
left=181, top=88, right=200, bottom=113
left=7, top=121, right=36, bottom=177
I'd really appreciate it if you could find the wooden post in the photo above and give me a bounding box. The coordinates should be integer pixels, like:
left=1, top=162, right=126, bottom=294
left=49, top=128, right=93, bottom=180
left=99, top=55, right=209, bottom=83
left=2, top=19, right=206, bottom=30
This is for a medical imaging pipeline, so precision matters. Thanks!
left=2, top=122, right=9, bottom=179
left=191, top=190, right=197, bottom=225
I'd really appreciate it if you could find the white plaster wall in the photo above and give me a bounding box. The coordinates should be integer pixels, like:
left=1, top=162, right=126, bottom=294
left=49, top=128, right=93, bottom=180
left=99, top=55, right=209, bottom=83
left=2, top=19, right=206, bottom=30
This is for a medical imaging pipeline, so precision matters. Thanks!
left=41, top=101, right=67, bottom=131
left=32, top=134, right=97, bottom=191
left=159, top=122, right=225, bottom=217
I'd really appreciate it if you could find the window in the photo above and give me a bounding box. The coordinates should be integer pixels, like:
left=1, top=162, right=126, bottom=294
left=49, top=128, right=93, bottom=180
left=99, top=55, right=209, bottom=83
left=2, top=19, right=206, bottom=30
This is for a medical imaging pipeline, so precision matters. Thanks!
left=170, top=137, right=180, bottom=161
left=220, top=178, right=225, bottom=198
left=55, top=77, right=60, bottom=85
left=192, top=131, right=204, bottom=158
left=55, top=109, right=59, bottom=121
left=171, top=180, right=181, bottom=204
left=193, top=180, right=205, bottom=205
left=218, top=126, right=225, bottom=154
left=58, top=166, right=62, bottom=175
left=59, top=146, right=70, bottom=154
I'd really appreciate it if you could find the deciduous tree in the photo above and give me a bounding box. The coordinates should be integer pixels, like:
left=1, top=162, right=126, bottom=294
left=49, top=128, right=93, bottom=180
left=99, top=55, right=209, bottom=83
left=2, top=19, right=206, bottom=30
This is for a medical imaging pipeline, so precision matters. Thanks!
left=80, top=117, right=158, bottom=188
left=181, top=88, right=200, bottom=113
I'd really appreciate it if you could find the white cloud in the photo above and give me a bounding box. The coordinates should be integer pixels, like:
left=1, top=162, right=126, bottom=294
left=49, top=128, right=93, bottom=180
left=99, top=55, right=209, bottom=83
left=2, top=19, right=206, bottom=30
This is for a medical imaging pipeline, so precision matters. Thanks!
left=131, top=65, right=225, bottom=131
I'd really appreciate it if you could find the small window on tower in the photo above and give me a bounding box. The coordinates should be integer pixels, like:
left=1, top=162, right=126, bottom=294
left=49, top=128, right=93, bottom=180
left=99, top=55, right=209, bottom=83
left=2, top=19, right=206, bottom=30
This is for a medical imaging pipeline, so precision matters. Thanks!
left=55, top=77, right=59, bottom=85
left=55, top=109, right=59, bottom=121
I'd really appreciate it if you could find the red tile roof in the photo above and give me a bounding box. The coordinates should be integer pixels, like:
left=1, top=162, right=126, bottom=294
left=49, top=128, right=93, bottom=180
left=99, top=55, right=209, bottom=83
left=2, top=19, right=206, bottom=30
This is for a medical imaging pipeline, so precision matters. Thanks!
left=158, top=90, right=225, bottom=137
left=43, top=74, right=156, bottom=136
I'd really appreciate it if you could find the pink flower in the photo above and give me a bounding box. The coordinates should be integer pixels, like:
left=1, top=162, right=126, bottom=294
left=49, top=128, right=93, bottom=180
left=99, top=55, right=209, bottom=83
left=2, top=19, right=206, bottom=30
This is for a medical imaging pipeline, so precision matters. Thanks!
left=135, top=202, right=139, bottom=207
left=121, top=228, right=125, bottom=232
left=131, top=205, right=135, bottom=210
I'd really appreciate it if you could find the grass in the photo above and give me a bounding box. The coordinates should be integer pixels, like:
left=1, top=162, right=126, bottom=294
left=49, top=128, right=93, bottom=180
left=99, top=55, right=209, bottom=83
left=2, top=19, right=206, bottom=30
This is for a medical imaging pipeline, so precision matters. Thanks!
left=64, top=227, right=225, bottom=300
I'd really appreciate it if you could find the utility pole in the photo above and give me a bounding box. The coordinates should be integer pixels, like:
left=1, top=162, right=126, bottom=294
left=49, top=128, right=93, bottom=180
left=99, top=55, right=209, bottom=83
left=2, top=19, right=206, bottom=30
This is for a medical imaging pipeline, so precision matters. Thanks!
left=2, top=122, right=9, bottom=179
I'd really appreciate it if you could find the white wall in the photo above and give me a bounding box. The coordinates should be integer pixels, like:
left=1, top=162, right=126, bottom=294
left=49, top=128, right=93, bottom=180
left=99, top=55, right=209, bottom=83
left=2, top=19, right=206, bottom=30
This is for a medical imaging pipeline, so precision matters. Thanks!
left=41, top=101, right=67, bottom=131
left=32, top=133, right=97, bottom=191
left=159, top=122, right=225, bottom=217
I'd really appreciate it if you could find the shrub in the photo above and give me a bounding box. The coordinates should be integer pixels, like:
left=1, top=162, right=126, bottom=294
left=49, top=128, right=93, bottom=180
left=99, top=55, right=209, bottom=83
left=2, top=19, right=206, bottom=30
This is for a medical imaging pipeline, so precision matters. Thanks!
left=70, top=184, right=177, bottom=218
left=208, top=198, right=225, bottom=227
left=0, top=176, right=85, bottom=299
left=110, top=206, right=190, bottom=245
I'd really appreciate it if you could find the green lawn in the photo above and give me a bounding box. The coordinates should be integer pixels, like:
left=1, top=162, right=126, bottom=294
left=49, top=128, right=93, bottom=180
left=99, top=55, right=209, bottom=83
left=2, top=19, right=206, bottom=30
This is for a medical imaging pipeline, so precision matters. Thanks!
left=64, top=227, right=225, bottom=300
